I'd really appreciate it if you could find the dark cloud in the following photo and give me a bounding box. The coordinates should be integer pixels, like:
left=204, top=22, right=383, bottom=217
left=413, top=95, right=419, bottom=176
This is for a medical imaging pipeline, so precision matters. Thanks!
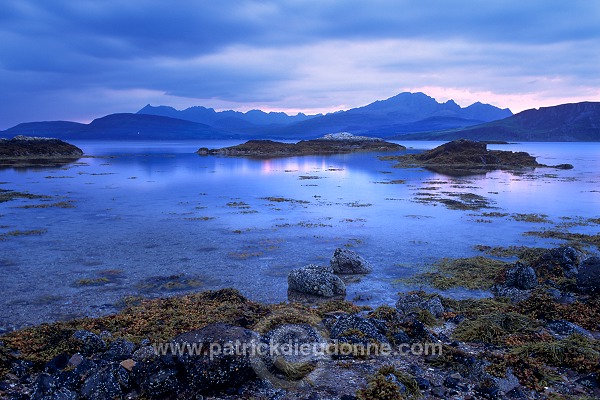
left=1, top=0, right=600, bottom=128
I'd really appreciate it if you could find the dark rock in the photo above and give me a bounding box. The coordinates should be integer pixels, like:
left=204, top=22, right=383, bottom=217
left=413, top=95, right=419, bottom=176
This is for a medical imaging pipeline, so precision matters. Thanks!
left=330, top=314, right=388, bottom=345
left=31, top=373, right=56, bottom=400
left=54, top=358, right=98, bottom=392
left=288, top=264, right=346, bottom=297
left=396, top=292, right=445, bottom=318
left=392, top=330, right=412, bottom=345
left=506, top=386, right=529, bottom=399
left=443, top=375, right=460, bottom=389
left=330, top=248, right=372, bottom=274
left=504, top=262, right=538, bottom=290
left=44, top=353, right=70, bottom=373
left=10, top=359, right=33, bottom=378
left=80, top=364, right=128, bottom=400
left=140, top=369, right=179, bottom=398
left=533, top=246, right=580, bottom=279
left=491, top=285, right=532, bottom=303
left=577, top=257, right=600, bottom=294
left=546, top=320, right=593, bottom=338
left=576, top=373, right=599, bottom=389
left=256, top=323, right=322, bottom=381
left=402, top=318, right=435, bottom=341
left=475, top=384, right=501, bottom=399
left=103, top=338, right=136, bottom=361
left=171, top=323, right=257, bottom=394
left=72, top=330, right=106, bottom=356
left=132, top=345, right=157, bottom=363
left=415, top=377, right=431, bottom=390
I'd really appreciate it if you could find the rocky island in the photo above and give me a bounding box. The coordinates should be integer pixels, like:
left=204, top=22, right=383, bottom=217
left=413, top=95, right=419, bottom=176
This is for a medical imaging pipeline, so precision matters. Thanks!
left=383, top=139, right=573, bottom=172
left=196, top=132, right=405, bottom=157
left=0, top=136, right=83, bottom=166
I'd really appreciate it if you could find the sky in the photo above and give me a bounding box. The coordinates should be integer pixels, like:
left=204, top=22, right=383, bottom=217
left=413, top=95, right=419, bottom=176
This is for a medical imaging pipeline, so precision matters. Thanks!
left=1, top=0, right=600, bottom=130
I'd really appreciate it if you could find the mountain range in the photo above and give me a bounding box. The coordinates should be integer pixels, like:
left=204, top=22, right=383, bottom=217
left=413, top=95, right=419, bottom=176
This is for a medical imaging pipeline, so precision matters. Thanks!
left=1, top=92, right=599, bottom=141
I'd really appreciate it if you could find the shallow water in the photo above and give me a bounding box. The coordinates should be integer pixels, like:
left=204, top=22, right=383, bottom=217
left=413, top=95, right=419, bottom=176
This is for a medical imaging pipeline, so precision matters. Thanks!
left=1, top=140, right=599, bottom=330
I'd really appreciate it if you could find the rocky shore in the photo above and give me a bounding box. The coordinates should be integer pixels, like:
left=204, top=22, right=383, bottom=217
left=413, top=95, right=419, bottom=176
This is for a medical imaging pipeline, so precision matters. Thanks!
left=1, top=246, right=599, bottom=399
left=196, top=133, right=405, bottom=157
left=0, top=136, right=83, bottom=167
left=382, top=139, right=573, bottom=172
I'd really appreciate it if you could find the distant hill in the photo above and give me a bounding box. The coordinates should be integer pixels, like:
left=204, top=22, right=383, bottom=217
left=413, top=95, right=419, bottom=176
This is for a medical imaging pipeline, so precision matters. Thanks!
left=398, top=102, right=600, bottom=141
left=263, top=92, right=512, bottom=138
left=1, top=114, right=237, bottom=140
left=137, top=104, right=317, bottom=135
left=0, top=92, right=513, bottom=140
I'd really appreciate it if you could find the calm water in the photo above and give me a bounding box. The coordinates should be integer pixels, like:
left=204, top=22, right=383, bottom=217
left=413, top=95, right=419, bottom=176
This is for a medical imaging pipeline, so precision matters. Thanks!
left=1, top=141, right=599, bottom=330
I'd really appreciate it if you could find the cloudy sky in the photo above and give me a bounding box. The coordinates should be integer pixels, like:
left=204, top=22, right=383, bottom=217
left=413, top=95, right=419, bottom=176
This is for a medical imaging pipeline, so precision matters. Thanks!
left=1, top=0, right=599, bottom=129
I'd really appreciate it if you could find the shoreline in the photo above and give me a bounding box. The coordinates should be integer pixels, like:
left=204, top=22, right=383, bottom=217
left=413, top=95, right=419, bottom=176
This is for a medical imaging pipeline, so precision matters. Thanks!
left=1, top=245, right=599, bottom=399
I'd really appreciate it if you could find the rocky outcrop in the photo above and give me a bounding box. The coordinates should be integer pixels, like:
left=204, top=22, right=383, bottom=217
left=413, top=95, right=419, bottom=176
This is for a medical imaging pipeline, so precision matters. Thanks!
left=170, top=323, right=257, bottom=394
left=287, top=264, right=346, bottom=297
left=0, top=136, right=83, bottom=159
left=330, top=248, right=373, bottom=274
left=385, top=139, right=573, bottom=171
left=577, top=257, right=600, bottom=294
left=503, top=262, right=538, bottom=290
left=197, top=135, right=405, bottom=157
left=396, top=292, right=445, bottom=318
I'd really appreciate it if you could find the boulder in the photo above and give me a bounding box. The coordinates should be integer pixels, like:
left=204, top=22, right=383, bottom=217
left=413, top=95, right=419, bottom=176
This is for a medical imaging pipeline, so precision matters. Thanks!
left=329, top=314, right=388, bottom=345
left=80, top=363, right=129, bottom=400
left=396, top=292, right=445, bottom=318
left=504, top=262, right=538, bottom=290
left=288, top=264, right=346, bottom=297
left=532, top=246, right=580, bottom=279
left=171, top=323, right=257, bottom=394
left=72, top=330, right=106, bottom=356
left=330, top=248, right=373, bottom=274
left=577, top=257, right=600, bottom=294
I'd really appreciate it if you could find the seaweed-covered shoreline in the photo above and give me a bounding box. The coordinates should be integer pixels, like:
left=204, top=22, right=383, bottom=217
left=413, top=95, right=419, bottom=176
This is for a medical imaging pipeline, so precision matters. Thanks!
left=1, top=246, right=599, bottom=399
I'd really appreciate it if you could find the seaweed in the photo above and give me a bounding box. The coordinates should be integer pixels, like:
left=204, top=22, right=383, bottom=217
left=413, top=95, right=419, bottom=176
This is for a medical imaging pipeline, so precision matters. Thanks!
left=407, top=256, right=509, bottom=290
left=357, top=365, right=421, bottom=400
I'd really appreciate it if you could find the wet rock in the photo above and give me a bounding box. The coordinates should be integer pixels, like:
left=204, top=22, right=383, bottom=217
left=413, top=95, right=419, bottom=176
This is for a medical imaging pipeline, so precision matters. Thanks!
left=504, top=262, right=538, bottom=290
left=259, top=323, right=322, bottom=379
left=546, top=320, right=593, bottom=339
left=577, top=257, right=600, bottom=294
left=415, top=377, right=431, bottom=390
left=533, top=246, right=580, bottom=279
left=396, top=292, right=445, bottom=318
left=288, top=264, right=346, bottom=297
left=491, top=286, right=532, bottom=303
left=329, top=314, right=388, bottom=345
left=72, top=330, right=106, bottom=356
left=31, top=373, right=56, bottom=399
left=330, top=248, right=372, bottom=274
left=132, top=345, right=157, bottom=363
left=171, top=323, right=257, bottom=394
left=103, top=338, right=136, bottom=361
left=55, top=358, right=98, bottom=392
left=80, top=364, right=128, bottom=400
left=10, top=359, right=33, bottom=378
left=44, top=354, right=70, bottom=374
left=576, top=373, right=599, bottom=389
left=139, top=368, right=179, bottom=398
